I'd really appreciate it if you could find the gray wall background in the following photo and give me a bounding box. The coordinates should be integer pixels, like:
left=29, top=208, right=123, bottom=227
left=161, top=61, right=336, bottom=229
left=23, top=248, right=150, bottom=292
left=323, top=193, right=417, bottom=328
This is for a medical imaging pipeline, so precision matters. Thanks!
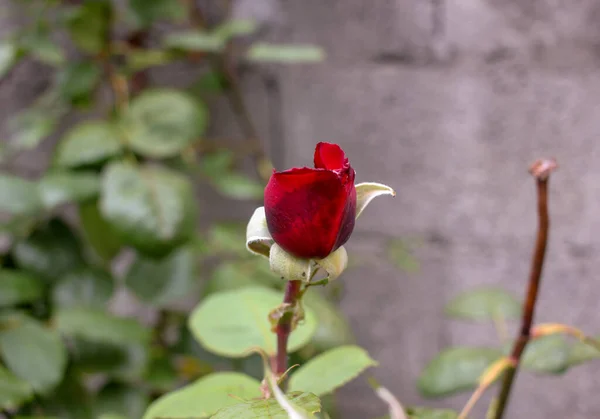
left=3, top=0, right=600, bottom=418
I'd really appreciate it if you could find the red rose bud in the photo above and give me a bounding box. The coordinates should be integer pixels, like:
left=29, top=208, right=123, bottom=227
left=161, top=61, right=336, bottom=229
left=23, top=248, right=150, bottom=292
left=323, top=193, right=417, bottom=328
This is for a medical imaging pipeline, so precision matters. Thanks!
left=264, top=142, right=357, bottom=259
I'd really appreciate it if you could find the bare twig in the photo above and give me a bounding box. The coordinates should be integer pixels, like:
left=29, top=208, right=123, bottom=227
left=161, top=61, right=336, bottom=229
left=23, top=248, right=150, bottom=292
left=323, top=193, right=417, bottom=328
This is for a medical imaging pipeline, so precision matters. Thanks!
left=187, top=2, right=272, bottom=180
left=493, top=158, right=558, bottom=419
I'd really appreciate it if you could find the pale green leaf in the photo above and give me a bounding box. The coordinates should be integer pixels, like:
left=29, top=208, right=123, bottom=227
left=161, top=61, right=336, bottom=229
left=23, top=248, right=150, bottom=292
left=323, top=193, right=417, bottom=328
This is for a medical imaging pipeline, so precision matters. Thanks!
left=125, top=246, right=198, bottom=307
left=212, top=392, right=320, bottom=419
left=164, top=31, right=224, bottom=52
left=100, top=162, right=198, bottom=257
left=54, top=121, right=122, bottom=168
left=143, top=372, right=261, bottom=419
left=0, top=270, right=44, bottom=307
left=121, top=88, right=207, bottom=158
left=210, top=173, right=264, bottom=200
left=0, top=314, right=67, bottom=394
left=189, top=287, right=317, bottom=357
left=289, top=345, right=377, bottom=396
left=406, top=407, right=459, bottom=419
left=247, top=43, right=325, bottom=63
left=0, top=41, right=17, bottom=78
left=445, top=287, right=522, bottom=322
left=213, top=20, right=258, bottom=40
left=38, top=171, right=100, bottom=209
left=567, top=336, right=600, bottom=367
left=417, top=347, right=502, bottom=398
left=521, top=335, right=570, bottom=374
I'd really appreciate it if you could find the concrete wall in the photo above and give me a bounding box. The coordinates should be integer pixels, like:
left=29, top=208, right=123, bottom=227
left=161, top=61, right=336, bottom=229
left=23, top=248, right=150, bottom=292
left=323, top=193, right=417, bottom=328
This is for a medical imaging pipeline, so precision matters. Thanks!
left=3, top=1, right=600, bottom=418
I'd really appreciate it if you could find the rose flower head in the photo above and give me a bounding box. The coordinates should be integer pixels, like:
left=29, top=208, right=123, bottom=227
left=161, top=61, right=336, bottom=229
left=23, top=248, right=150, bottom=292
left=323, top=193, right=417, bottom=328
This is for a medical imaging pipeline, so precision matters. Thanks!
left=247, top=142, right=394, bottom=282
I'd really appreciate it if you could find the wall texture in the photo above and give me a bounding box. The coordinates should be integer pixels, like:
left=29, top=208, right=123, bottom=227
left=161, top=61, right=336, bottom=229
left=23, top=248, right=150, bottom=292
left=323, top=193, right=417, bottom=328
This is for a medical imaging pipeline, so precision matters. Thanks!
left=3, top=1, right=600, bottom=418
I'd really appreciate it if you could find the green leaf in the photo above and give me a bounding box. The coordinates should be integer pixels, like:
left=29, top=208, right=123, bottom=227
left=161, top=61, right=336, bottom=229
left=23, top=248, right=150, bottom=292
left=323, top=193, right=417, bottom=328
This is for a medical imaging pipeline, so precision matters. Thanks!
left=143, top=372, right=261, bottom=419
left=57, top=61, right=102, bottom=107
left=386, top=238, right=420, bottom=273
left=71, top=338, right=149, bottom=380
left=189, top=287, right=317, bottom=358
left=213, top=20, right=258, bottom=41
left=406, top=407, right=458, bottom=419
left=210, top=173, right=264, bottom=200
left=143, top=353, right=179, bottom=392
left=0, top=270, right=44, bottom=307
left=52, top=267, right=114, bottom=309
left=100, top=162, right=198, bottom=257
left=0, top=41, right=17, bottom=78
left=0, top=314, right=67, bottom=394
left=0, top=174, right=41, bottom=215
left=38, top=171, right=100, bottom=209
left=126, top=246, right=198, bottom=307
left=122, top=88, right=207, bottom=158
left=164, top=31, right=224, bottom=52
left=13, top=219, right=84, bottom=281
left=40, top=368, right=93, bottom=419
left=247, top=43, right=325, bottom=63
left=0, top=365, right=33, bottom=410
left=202, top=260, right=281, bottom=296
left=19, top=26, right=64, bottom=66
left=127, top=0, right=185, bottom=28
left=7, top=109, right=57, bottom=153
left=127, top=49, right=174, bottom=72
left=54, top=307, right=151, bottom=345
left=567, top=337, right=600, bottom=367
left=289, top=345, right=377, bottom=396
left=66, top=1, right=111, bottom=54
left=445, top=287, right=522, bottom=322
left=79, top=200, right=122, bottom=261
left=54, top=121, right=122, bottom=168
left=302, top=289, right=354, bottom=352
left=94, top=382, right=149, bottom=419
left=212, top=392, right=321, bottom=419
left=417, top=346, right=502, bottom=398
left=521, top=335, right=570, bottom=374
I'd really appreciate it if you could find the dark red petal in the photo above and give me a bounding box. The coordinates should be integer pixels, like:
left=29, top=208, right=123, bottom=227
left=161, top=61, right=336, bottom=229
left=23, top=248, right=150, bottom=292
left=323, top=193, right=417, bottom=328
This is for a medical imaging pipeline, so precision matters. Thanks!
left=264, top=167, right=356, bottom=259
left=314, top=142, right=348, bottom=171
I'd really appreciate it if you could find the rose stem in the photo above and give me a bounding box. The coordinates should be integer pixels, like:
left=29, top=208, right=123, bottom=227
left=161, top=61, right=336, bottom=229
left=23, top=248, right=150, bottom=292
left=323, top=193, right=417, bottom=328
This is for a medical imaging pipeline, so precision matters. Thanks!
left=493, top=158, right=558, bottom=419
left=275, top=280, right=302, bottom=377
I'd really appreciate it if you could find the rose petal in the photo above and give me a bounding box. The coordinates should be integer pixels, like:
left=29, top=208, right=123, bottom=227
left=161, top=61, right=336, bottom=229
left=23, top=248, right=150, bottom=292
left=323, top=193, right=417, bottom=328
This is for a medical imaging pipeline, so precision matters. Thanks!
left=314, top=142, right=348, bottom=171
left=265, top=167, right=355, bottom=259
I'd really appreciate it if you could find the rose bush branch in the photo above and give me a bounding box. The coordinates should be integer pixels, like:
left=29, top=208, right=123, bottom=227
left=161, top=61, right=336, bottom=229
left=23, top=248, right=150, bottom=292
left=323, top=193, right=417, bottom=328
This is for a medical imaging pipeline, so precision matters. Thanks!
left=246, top=142, right=395, bottom=384
left=493, top=158, right=558, bottom=419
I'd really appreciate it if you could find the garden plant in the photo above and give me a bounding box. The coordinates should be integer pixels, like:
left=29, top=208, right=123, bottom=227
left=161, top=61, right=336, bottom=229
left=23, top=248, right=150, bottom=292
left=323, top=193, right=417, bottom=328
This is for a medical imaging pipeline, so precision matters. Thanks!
left=0, top=1, right=599, bottom=419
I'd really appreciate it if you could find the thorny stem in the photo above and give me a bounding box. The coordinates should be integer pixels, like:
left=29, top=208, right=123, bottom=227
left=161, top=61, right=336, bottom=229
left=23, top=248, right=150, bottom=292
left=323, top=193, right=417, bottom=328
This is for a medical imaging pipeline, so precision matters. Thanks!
left=493, top=158, right=558, bottom=419
left=275, top=280, right=302, bottom=378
